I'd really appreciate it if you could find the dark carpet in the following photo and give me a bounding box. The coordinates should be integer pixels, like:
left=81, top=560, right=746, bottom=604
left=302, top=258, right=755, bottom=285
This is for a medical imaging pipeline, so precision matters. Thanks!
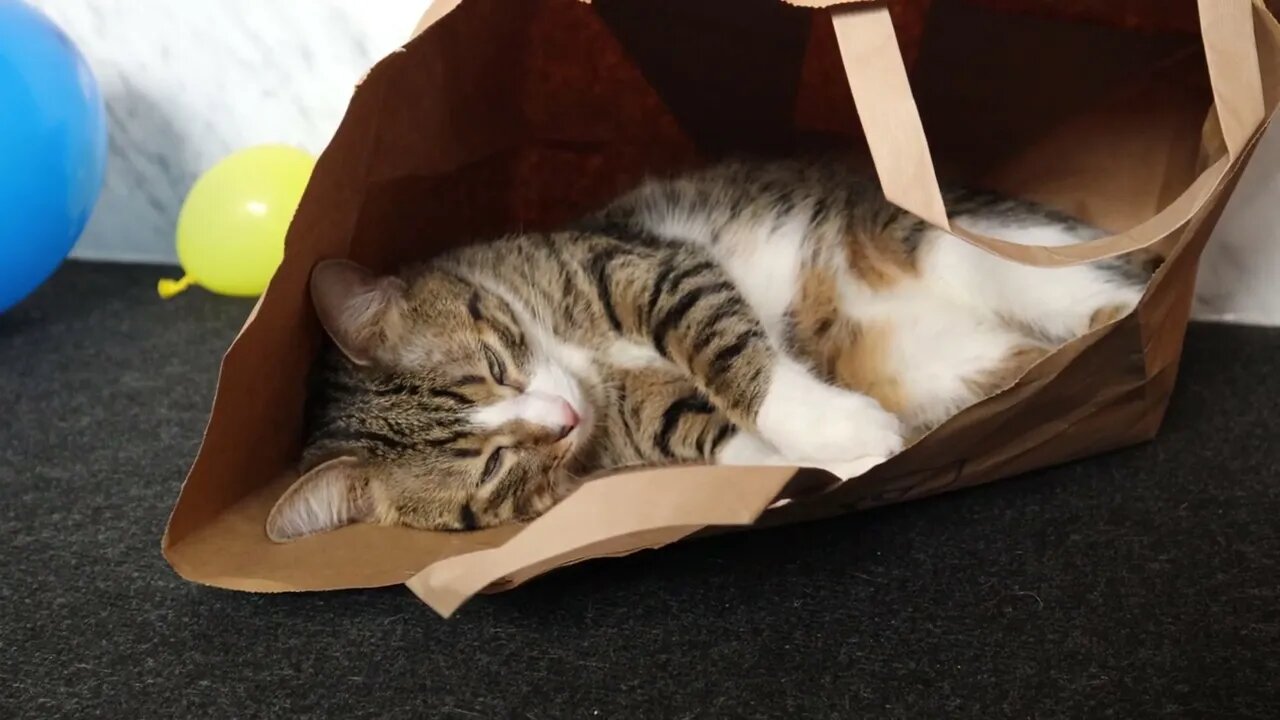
left=1, top=261, right=1278, bottom=719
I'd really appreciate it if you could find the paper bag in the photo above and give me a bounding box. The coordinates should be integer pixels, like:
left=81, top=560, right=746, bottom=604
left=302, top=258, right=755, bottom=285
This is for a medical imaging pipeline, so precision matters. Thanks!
left=163, top=0, right=1280, bottom=617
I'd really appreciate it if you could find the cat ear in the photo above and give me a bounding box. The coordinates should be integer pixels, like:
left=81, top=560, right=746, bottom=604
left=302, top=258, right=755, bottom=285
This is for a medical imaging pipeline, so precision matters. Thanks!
left=266, top=457, right=375, bottom=542
left=310, top=259, right=408, bottom=366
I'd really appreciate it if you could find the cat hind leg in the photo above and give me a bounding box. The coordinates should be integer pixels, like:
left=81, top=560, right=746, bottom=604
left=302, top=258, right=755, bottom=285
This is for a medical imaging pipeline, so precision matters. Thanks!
left=920, top=222, right=1148, bottom=343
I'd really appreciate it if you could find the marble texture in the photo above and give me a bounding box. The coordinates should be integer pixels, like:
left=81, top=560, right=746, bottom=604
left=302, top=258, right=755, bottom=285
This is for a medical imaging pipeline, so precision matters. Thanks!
left=33, top=0, right=427, bottom=263
left=27, top=0, right=1280, bottom=325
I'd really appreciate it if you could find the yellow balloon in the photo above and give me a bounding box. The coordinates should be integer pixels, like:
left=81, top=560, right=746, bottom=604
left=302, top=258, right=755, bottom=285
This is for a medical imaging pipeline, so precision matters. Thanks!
left=159, top=144, right=315, bottom=299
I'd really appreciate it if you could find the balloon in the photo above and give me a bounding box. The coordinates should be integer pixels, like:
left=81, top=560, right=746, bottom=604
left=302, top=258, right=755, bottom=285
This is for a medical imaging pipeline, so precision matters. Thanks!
left=0, top=0, right=108, bottom=314
left=159, top=144, right=315, bottom=299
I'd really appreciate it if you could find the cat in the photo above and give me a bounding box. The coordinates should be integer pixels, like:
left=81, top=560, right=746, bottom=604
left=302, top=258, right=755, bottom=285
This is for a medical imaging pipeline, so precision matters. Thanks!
left=265, top=158, right=1151, bottom=541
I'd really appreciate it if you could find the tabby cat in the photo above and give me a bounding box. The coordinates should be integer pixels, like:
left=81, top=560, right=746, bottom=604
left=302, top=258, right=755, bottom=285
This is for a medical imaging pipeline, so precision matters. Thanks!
left=266, top=159, right=1150, bottom=541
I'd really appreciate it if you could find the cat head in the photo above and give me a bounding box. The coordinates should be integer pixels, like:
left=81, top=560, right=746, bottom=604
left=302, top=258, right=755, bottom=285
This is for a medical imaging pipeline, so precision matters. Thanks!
left=266, top=259, right=595, bottom=542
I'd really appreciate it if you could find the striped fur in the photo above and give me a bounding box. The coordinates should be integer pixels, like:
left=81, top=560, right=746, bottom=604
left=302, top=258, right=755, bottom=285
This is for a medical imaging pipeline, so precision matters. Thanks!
left=266, top=158, right=1152, bottom=540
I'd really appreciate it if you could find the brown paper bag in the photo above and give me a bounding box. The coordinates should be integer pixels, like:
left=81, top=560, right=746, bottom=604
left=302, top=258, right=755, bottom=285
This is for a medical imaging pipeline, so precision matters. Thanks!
left=162, top=0, right=1280, bottom=617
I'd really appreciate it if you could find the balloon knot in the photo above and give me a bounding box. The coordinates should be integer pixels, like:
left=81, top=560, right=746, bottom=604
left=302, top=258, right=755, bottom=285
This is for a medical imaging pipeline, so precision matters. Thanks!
left=157, top=275, right=195, bottom=299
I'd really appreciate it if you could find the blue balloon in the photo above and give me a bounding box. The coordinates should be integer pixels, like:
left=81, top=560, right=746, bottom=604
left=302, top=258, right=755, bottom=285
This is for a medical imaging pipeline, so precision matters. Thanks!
left=0, top=0, right=107, bottom=313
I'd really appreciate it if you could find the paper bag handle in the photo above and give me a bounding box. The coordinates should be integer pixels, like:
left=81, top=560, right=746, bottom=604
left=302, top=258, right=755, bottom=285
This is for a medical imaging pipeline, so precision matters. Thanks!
left=831, top=0, right=1266, bottom=267
left=406, top=465, right=809, bottom=617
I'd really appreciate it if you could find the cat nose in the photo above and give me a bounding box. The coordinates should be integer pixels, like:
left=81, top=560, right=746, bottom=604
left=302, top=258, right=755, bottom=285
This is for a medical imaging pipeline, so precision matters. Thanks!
left=553, top=401, right=580, bottom=440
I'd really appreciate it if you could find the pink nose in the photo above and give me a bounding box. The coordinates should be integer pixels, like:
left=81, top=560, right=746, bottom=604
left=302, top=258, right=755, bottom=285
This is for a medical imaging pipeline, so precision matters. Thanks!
left=549, top=400, right=580, bottom=441
left=557, top=401, right=580, bottom=432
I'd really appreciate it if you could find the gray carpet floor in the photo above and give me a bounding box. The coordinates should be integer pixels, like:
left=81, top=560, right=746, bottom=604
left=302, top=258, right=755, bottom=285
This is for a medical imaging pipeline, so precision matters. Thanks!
left=2, top=261, right=1278, bottom=719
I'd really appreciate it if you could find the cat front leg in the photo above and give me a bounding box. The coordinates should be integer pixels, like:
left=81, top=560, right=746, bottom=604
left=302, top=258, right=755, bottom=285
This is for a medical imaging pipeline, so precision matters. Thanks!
left=754, top=356, right=904, bottom=462
left=598, top=242, right=904, bottom=463
left=609, top=361, right=897, bottom=475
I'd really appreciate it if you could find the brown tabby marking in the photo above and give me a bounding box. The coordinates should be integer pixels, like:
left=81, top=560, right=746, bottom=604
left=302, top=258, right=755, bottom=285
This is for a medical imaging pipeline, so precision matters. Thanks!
left=963, top=344, right=1051, bottom=400
left=788, top=268, right=909, bottom=416
left=842, top=227, right=916, bottom=290
left=787, top=266, right=842, bottom=352
left=1089, top=304, right=1129, bottom=331
left=610, top=365, right=736, bottom=464
left=831, top=322, right=910, bottom=418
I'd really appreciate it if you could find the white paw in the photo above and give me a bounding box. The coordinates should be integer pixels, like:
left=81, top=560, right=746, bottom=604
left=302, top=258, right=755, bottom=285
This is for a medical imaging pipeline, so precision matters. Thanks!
left=807, top=456, right=890, bottom=479
left=715, top=430, right=890, bottom=486
left=1097, top=288, right=1142, bottom=323
left=716, top=433, right=890, bottom=479
left=756, top=359, right=904, bottom=462
left=1053, top=279, right=1145, bottom=340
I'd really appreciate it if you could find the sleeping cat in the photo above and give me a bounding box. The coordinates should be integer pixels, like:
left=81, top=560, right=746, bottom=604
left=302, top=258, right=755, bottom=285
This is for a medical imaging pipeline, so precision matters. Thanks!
left=266, top=158, right=1150, bottom=541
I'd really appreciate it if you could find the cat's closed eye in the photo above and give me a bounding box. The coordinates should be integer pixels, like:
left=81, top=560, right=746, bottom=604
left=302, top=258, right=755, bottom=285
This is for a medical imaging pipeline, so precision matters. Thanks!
left=483, top=346, right=507, bottom=386
left=481, top=447, right=506, bottom=483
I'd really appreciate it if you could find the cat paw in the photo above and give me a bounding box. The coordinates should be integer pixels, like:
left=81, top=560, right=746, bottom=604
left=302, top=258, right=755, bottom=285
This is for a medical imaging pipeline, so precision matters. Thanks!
left=1058, top=278, right=1144, bottom=339
left=756, top=360, right=905, bottom=462
left=715, top=431, right=890, bottom=480
left=808, top=456, right=891, bottom=479
left=1087, top=297, right=1139, bottom=332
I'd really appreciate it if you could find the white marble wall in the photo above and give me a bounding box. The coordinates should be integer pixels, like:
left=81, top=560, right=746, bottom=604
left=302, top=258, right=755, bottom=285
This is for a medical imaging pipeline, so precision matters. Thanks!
left=28, top=0, right=1280, bottom=325
left=33, top=0, right=427, bottom=263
